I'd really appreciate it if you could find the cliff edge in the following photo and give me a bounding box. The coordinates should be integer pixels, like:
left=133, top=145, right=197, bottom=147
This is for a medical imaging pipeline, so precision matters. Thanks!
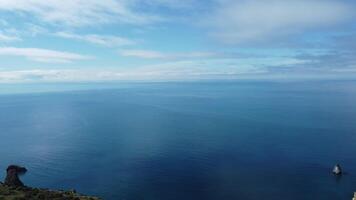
left=0, top=165, right=101, bottom=200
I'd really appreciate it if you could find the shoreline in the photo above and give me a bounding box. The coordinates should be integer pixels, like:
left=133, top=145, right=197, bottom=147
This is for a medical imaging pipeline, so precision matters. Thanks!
left=0, top=182, right=101, bottom=200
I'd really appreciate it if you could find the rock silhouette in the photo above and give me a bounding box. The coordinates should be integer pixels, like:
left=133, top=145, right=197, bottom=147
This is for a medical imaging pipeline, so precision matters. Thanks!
left=4, top=165, right=27, bottom=187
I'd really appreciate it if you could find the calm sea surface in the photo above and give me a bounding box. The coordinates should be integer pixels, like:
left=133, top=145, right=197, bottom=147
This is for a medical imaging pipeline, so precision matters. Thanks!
left=1, top=81, right=356, bottom=200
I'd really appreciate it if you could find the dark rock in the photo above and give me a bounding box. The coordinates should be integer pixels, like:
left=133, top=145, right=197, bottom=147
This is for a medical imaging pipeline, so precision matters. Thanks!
left=4, top=165, right=27, bottom=187
left=1, top=166, right=101, bottom=199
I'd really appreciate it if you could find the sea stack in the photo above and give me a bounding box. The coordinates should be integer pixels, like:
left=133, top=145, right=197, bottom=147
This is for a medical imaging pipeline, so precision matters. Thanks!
left=333, top=164, right=342, bottom=175
left=4, top=165, right=27, bottom=187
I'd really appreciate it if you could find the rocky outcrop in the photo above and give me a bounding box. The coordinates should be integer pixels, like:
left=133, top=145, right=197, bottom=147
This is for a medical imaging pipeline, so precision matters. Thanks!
left=1, top=165, right=101, bottom=200
left=4, top=165, right=27, bottom=187
left=0, top=183, right=100, bottom=200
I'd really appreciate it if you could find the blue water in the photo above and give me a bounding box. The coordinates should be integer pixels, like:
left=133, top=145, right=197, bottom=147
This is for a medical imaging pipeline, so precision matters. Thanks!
left=1, top=81, right=356, bottom=200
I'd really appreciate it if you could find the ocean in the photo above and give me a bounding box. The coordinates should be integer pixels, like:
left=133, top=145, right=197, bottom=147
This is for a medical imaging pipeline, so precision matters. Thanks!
left=1, top=80, right=356, bottom=200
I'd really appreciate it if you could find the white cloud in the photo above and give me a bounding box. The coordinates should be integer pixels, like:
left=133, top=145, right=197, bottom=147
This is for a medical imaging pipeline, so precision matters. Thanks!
left=119, top=49, right=218, bottom=59
left=0, top=0, right=161, bottom=26
left=0, top=66, right=254, bottom=83
left=135, top=0, right=198, bottom=9
left=206, top=0, right=355, bottom=44
left=26, top=24, right=49, bottom=36
left=0, top=70, right=58, bottom=82
left=122, top=60, right=268, bottom=78
left=119, top=49, right=165, bottom=59
left=0, top=47, right=92, bottom=63
left=0, top=69, right=113, bottom=82
left=0, top=56, right=306, bottom=82
left=55, top=32, right=135, bottom=47
left=0, top=0, right=199, bottom=27
left=0, top=33, right=21, bottom=42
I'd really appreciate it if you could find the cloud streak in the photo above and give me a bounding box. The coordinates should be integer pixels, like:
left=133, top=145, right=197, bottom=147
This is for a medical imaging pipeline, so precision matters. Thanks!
left=206, top=0, right=355, bottom=44
left=0, top=47, right=92, bottom=63
left=55, top=32, right=135, bottom=47
left=119, top=49, right=218, bottom=59
left=0, top=0, right=161, bottom=26
left=0, top=56, right=309, bottom=82
left=0, top=33, right=21, bottom=42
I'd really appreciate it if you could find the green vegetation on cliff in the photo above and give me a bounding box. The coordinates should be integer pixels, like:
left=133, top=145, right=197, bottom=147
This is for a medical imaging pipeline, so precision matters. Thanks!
left=0, top=182, right=100, bottom=200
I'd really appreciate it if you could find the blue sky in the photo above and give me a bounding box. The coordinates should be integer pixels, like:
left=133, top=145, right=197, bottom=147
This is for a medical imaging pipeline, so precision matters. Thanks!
left=0, top=0, right=355, bottom=82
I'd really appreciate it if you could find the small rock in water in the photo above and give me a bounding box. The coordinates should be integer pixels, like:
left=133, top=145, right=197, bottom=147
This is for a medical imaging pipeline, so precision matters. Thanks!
left=333, top=164, right=342, bottom=175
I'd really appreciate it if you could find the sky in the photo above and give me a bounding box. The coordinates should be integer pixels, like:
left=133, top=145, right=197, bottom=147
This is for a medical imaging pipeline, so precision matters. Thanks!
left=0, top=0, right=355, bottom=82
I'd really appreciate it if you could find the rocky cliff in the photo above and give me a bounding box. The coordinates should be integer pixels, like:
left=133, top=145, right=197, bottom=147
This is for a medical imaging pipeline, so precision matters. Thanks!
left=0, top=165, right=101, bottom=200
